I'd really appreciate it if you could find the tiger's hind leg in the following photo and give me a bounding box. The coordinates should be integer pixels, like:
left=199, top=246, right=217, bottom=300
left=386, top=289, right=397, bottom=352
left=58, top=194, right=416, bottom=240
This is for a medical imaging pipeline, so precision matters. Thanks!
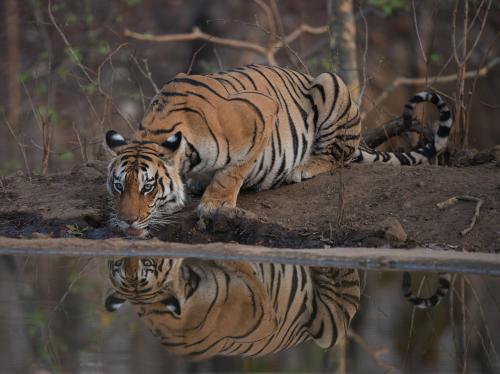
left=287, top=73, right=361, bottom=184
left=285, top=155, right=336, bottom=183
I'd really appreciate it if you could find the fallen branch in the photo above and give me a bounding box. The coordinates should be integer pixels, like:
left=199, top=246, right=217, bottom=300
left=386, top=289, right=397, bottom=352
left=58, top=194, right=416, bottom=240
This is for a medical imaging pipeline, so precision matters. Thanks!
left=362, top=56, right=500, bottom=121
left=362, top=117, right=433, bottom=149
left=437, top=196, right=484, bottom=236
left=1, top=237, right=499, bottom=276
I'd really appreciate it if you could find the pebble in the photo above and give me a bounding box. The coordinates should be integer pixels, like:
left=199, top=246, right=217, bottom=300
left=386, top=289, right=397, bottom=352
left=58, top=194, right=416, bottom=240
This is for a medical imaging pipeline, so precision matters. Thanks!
left=492, top=145, right=500, bottom=167
left=380, top=217, right=407, bottom=242
left=30, top=232, right=51, bottom=239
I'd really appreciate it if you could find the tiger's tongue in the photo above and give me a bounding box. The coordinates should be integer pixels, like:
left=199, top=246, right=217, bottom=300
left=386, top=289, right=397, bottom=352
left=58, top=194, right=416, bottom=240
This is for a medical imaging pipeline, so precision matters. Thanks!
left=125, top=227, right=145, bottom=237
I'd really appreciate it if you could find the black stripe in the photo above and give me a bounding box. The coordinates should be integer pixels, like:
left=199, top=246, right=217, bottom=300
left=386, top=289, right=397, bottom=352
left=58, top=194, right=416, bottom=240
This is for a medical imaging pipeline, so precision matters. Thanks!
left=317, top=74, right=340, bottom=128
left=214, top=77, right=238, bottom=92
left=232, top=68, right=258, bottom=90
left=439, top=111, right=452, bottom=122
left=148, top=122, right=182, bottom=135
left=120, top=154, right=153, bottom=162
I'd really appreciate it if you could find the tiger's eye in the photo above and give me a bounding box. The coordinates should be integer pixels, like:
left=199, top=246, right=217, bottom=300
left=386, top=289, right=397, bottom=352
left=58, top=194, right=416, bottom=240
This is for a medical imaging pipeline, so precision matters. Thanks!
left=142, top=259, right=153, bottom=266
left=142, top=183, right=154, bottom=194
left=114, top=182, right=123, bottom=193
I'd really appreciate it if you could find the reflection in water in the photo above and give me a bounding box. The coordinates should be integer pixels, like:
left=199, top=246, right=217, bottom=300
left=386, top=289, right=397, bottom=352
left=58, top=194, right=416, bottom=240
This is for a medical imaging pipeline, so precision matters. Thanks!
left=105, top=257, right=360, bottom=359
left=1, top=256, right=499, bottom=372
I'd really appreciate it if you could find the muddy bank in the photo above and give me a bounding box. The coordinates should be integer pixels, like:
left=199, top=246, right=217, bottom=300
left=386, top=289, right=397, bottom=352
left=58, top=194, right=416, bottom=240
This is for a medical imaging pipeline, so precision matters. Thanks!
left=0, top=161, right=499, bottom=252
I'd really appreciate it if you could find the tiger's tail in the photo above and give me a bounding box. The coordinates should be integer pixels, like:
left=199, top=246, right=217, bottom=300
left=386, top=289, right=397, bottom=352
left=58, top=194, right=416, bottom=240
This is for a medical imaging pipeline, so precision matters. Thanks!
left=402, top=272, right=451, bottom=309
left=353, top=92, right=453, bottom=165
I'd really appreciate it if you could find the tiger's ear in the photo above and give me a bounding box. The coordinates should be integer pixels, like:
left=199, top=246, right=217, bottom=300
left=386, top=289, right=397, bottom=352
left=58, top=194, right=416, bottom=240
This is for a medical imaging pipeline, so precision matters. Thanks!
left=104, top=290, right=126, bottom=312
left=105, top=130, right=128, bottom=154
left=160, top=131, right=182, bottom=152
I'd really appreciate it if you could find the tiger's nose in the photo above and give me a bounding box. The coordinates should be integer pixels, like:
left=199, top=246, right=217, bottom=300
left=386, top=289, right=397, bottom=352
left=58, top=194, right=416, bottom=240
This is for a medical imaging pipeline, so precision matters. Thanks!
left=121, top=217, right=138, bottom=225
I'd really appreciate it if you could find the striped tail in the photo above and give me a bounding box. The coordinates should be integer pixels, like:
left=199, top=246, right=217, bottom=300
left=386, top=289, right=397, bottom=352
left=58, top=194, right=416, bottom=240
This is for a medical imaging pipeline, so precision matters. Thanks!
left=402, top=272, right=451, bottom=309
left=353, top=92, right=453, bottom=165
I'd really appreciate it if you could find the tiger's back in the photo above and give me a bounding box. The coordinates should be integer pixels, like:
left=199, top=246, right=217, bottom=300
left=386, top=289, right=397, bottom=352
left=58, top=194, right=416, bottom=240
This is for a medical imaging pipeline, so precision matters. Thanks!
left=138, top=64, right=360, bottom=191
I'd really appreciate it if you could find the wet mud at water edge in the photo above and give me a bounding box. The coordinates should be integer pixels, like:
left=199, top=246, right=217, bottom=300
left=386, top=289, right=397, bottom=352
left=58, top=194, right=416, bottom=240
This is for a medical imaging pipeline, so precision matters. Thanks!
left=0, top=160, right=499, bottom=252
left=0, top=255, right=499, bottom=373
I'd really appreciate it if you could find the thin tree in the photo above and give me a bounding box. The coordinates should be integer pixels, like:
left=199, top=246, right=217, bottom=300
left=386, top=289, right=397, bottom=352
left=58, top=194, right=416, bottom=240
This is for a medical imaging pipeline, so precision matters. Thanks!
left=328, top=0, right=360, bottom=95
left=6, top=0, right=21, bottom=128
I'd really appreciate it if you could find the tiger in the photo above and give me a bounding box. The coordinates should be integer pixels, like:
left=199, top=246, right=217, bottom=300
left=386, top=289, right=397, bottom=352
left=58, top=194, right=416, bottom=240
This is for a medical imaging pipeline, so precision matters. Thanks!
left=105, top=64, right=453, bottom=237
left=105, top=257, right=360, bottom=360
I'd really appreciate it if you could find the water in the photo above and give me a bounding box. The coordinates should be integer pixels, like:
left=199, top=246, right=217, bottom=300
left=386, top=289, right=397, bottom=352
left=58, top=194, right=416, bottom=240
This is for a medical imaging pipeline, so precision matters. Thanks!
left=0, top=255, right=499, bottom=373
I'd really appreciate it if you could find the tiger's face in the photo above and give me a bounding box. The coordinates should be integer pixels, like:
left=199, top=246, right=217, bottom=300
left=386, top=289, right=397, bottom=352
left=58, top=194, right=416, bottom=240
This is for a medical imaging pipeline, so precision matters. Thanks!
left=105, top=130, right=185, bottom=237
left=105, top=257, right=277, bottom=358
left=106, top=257, right=176, bottom=307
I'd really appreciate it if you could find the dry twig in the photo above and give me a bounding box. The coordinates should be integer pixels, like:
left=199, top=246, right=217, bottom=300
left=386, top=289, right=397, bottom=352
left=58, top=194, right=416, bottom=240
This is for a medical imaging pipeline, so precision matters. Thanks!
left=3, top=117, right=31, bottom=177
left=124, top=24, right=328, bottom=66
left=348, top=330, right=396, bottom=373
left=47, top=0, right=134, bottom=129
left=436, top=196, right=484, bottom=236
left=362, top=56, right=500, bottom=121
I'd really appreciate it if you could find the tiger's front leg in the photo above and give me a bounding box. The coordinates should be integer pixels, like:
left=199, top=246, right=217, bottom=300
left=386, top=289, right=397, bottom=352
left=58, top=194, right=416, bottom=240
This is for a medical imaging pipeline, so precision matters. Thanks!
left=198, top=165, right=256, bottom=219
left=197, top=91, right=277, bottom=220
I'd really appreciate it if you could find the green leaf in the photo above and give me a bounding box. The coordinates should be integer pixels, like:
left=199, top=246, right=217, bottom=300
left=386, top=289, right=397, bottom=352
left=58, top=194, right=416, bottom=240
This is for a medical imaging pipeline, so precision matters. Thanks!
left=65, top=13, right=78, bottom=26
left=18, top=70, right=32, bottom=83
left=125, top=0, right=141, bottom=6
left=368, top=0, right=408, bottom=15
left=85, top=14, right=94, bottom=25
left=97, top=41, right=110, bottom=55
left=430, top=52, right=441, bottom=64
left=79, top=83, right=97, bottom=95
left=65, top=47, right=82, bottom=64
left=60, top=151, right=74, bottom=161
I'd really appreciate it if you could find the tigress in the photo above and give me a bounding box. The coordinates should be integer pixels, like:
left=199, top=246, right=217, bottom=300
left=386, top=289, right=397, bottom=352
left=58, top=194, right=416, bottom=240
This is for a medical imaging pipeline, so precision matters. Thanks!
left=105, top=257, right=360, bottom=359
left=105, top=64, right=453, bottom=237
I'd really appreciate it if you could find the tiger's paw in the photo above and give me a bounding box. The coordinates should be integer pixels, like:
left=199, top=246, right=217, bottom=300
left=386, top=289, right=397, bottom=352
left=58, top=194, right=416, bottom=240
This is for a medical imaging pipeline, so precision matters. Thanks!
left=197, top=200, right=257, bottom=230
left=285, top=167, right=313, bottom=184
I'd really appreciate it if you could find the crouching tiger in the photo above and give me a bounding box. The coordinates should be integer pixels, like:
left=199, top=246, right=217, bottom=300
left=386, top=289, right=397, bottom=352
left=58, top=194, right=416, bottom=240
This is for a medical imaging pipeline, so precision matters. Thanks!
left=105, top=257, right=360, bottom=359
left=105, top=64, right=452, bottom=237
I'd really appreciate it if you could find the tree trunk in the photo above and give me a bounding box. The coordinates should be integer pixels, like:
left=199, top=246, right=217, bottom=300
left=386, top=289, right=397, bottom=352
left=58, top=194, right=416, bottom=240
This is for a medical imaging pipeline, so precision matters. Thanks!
left=327, top=0, right=359, bottom=96
left=6, top=0, right=21, bottom=128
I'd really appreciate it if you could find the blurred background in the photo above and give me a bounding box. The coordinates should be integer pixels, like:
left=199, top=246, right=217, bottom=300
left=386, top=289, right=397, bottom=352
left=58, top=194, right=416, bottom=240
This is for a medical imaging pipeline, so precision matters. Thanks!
left=1, top=0, right=499, bottom=176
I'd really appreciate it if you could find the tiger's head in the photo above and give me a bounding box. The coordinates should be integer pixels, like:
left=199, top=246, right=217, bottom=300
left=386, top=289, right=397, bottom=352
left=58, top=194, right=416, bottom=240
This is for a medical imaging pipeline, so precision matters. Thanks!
left=105, top=257, right=277, bottom=359
left=105, top=130, right=185, bottom=237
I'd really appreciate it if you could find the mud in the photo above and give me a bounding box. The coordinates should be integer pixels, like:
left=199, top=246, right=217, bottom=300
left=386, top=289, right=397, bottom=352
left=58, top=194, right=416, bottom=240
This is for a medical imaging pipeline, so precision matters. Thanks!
left=0, top=160, right=499, bottom=252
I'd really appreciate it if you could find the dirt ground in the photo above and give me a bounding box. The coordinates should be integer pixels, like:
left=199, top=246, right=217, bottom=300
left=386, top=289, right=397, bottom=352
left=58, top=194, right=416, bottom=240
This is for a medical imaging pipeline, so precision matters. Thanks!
left=0, top=160, right=499, bottom=253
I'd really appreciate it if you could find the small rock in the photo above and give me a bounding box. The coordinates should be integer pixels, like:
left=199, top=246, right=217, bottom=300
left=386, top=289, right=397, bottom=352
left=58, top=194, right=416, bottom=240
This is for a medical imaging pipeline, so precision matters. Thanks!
left=380, top=217, right=407, bottom=242
left=472, top=149, right=494, bottom=165
left=416, top=181, right=425, bottom=188
left=451, top=148, right=478, bottom=166
left=30, top=232, right=51, bottom=239
left=403, top=201, right=412, bottom=209
left=492, top=145, right=500, bottom=167
left=491, top=145, right=500, bottom=160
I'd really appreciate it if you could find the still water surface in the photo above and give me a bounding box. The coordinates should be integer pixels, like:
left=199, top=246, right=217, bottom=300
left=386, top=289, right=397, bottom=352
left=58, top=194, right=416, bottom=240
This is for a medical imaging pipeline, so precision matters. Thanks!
left=0, top=255, right=498, bottom=373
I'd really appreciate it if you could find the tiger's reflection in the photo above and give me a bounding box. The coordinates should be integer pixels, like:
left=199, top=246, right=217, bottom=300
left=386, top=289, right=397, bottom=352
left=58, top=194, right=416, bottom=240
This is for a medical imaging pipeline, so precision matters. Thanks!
left=105, top=257, right=360, bottom=359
